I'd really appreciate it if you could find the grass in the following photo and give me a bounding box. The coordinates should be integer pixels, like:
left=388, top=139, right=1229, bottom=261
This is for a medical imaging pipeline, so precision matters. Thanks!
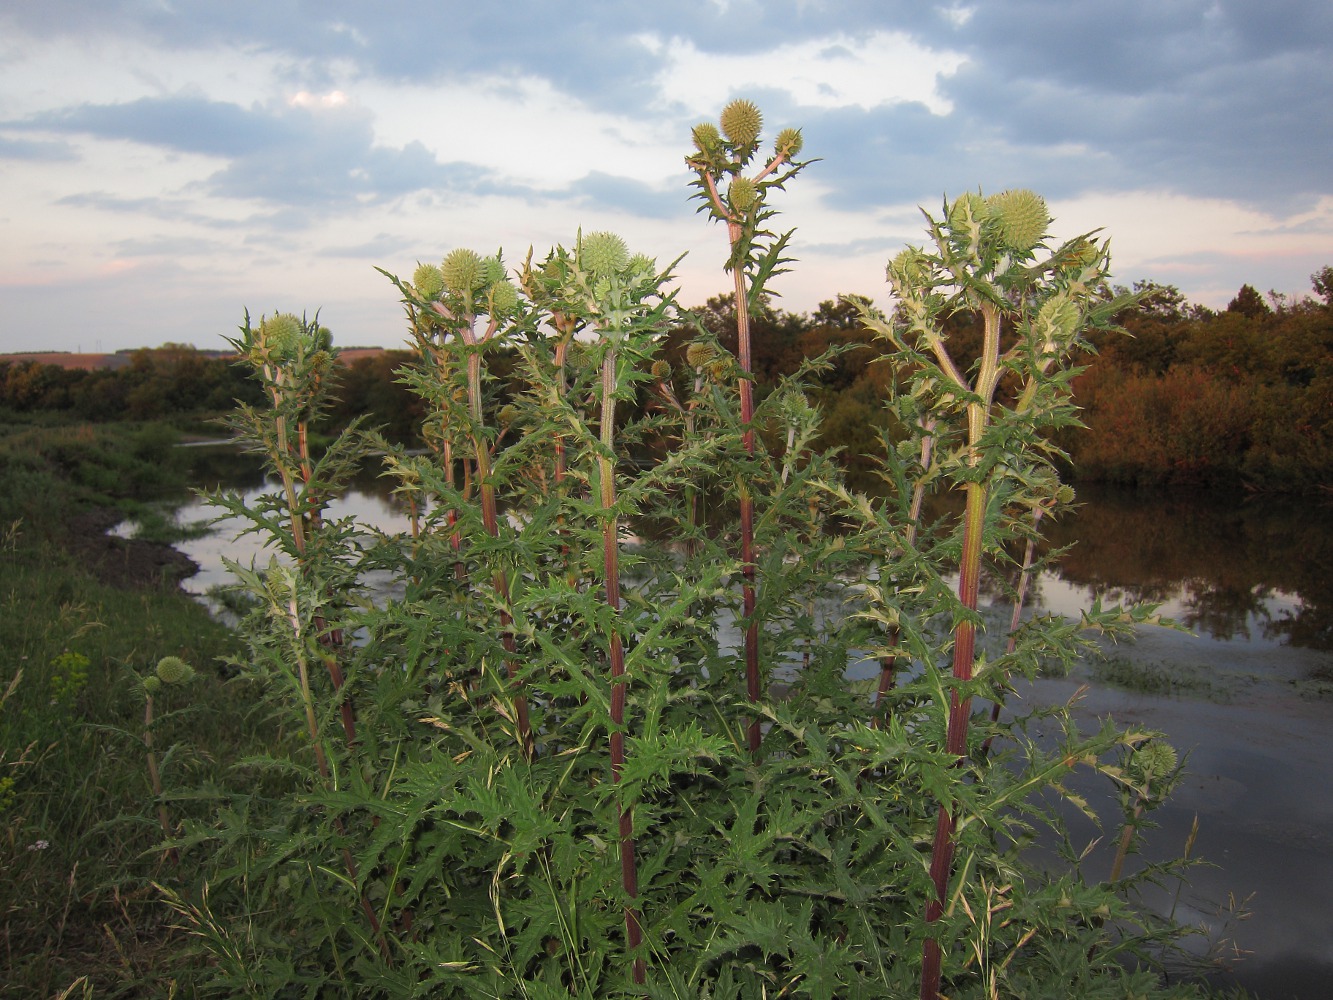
left=1089, top=655, right=1234, bottom=701
left=0, top=420, right=263, bottom=997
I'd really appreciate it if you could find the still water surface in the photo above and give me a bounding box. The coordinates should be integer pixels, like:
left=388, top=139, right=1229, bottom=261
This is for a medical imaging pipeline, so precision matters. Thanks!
left=150, top=451, right=1333, bottom=998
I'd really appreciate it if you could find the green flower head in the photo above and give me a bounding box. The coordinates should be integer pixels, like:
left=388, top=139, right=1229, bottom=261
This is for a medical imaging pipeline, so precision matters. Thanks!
left=685, top=342, right=718, bottom=368
left=580, top=231, right=630, bottom=277
left=142, top=675, right=163, bottom=696
left=728, top=176, right=758, bottom=213
left=887, top=247, right=932, bottom=289
left=986, top=189, right=1050, bottom=253
left=487, top=279, right=519, bottom=317
left=412, top=263, right=444, bottom=299
left=480, top=256, right=506, bottom=287
left=651, top=359, right=672, bottom=379
left=720, top=99, right=763, bottom=148
left=1134, top=741, right=1178, bottom=781
left=441, top=248, right=485, bottom=294
left=260, top=313, right=305, bottom=361
left=626, top=253, right=656, bottom=277
left=155, top=656, right=195, bottom=686
left=947, top=192, right=990, bottom=232
left=692, top=122, right=722, bottom=153
left=774, top=127, right=803, bottom=159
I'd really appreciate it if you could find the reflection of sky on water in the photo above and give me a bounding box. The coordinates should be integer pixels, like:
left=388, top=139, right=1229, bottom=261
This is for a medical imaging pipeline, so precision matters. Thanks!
left=1031, top=572, right=1308, bottom=650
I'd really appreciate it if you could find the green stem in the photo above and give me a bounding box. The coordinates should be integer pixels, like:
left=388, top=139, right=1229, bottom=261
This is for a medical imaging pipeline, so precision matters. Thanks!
left=920, top=302, right=1002, bottom=1000
left=143, top=695, right=178, bottom=866
left=467, top=347, right=534, bottom=759
left=600, top=345, right=645, bottom=984
left=729, top=221, right=762, bottom=756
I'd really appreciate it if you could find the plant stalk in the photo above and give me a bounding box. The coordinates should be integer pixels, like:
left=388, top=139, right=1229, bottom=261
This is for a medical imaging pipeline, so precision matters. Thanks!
left=729, top=222, right=763, bottom=755
left=599, top=345, right=645, bottom=984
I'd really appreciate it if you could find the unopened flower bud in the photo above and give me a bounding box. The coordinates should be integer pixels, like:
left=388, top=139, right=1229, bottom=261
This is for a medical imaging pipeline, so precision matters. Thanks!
left=692, top=122, right=722, bottom=153
left=480, top=256, right=506, bottom=287
left=412, top=263, right=444, bottom=299
left=627, top=253, right=655, bottom=277
left=155, top=656, right=195, bottom=686
left=985, top=189, right=1049, bottom=253
left=260, top=313, right=304, bottom=361
left=580, top=231, right=630, bottom=277
left=441, top=248, right=485, bottom=293
left=728, top=176, right=758, bottom=213
left=488, top=280, right=519, bottom=317
left=651, top=359, right=671, bottom=379
left=720, top=99, right=763, bottom=148
left=774, top=127, right=803, bottom=158
left=685, top=342, right=718, bottom=368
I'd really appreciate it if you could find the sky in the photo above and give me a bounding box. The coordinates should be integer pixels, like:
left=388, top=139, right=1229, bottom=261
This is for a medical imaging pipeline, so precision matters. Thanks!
left=1, top=1, right=1330, bottom=355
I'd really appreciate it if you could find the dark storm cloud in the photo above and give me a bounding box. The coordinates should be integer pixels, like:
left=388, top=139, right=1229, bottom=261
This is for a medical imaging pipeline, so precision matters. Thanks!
left=931, top=0, right=1333, bottom=210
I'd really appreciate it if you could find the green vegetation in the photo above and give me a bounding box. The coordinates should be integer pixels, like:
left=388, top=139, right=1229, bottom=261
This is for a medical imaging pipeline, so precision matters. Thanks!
left=7, top=271, right=1332, bottom=493
left=1090, top=655, right=1235, bottom=701
left=138, top=104, right=1223, bottom=999
left=0, top=421, right=251, bottom=995
left=0, top=100, right=1278, bottom=999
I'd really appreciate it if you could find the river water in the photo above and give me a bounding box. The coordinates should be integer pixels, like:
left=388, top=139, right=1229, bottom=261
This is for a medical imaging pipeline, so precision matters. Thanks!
left=142, top=452, right=1333, bottom=998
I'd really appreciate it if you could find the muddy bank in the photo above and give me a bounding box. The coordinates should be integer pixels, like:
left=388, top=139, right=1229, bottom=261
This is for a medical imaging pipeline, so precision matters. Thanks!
left=64, top=508, right=199, bottom=591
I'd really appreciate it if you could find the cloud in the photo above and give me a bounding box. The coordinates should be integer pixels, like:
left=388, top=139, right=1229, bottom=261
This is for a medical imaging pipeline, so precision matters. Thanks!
left=564, top=171, right=681, bottom=219
left=644, top=29, right=967, bottom=116
left=11, top=93, right=526, bottom=212
left=0, top=134, right=77, bottom=161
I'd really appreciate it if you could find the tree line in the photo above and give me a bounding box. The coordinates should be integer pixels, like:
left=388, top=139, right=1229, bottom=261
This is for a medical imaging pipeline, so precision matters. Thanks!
left=3, top=266, right=1330, bottom=490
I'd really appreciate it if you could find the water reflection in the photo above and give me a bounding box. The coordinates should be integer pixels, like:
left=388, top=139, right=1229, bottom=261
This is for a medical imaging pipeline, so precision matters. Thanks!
left=1046, top=485, right=1333, bottom=650
left=179, top=448, right=1333, bottom=650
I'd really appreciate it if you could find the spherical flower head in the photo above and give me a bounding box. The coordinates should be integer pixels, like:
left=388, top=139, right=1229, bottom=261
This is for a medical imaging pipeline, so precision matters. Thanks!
left=985, top=189, right=1050, bottom=253
left=496, top=404, right=520, bottom=427
left=487, top=279, right=520, bottom=317
left=580, top=231, right=630, bottom=277
left=774, top=127, right=803, bottom=159
left=685, top=342, right=719, bottom=368
left=413, top=263, right=444, bottom=299
left=441, top=248, right=485, bottom=294
left=142, top=675, right=163, bottom=696
left=1134, top=741, right=1178, bottom=782
left=1035, top=294, right=1080, bottom=344
left=480, top=256, right=506, bottom=287
left=720, top=99, right=763, bottom=148
left=627, top=253, right=656, bottom=278
left=1066, top=237, right=1102, bottom=268
left=947, top=192, right=990, bottom=232
left=651, top=359, right=672, bottom=379
left=260, top=313, right=304, bottom=361
left=728, top=176, right=758, bottom=214
left=888, top=247, right=932, bottom=289
left=692, top=122, right=722, bottom=153
left=155, top=656, right=195, bottom=686
left=707, top=359, right=732, bottom=381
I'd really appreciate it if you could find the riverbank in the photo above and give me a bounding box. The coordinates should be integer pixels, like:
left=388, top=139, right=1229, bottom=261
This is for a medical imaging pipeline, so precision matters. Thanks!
left=0, top=422, right=249, bottom=997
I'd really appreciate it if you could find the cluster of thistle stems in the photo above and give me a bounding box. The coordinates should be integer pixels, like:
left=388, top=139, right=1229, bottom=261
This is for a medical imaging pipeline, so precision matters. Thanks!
left=217, top=101, right=1157, bottom=994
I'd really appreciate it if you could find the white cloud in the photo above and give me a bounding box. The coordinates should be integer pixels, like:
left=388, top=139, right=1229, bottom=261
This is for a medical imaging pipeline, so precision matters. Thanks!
left=643, top=30, right=968, bottom=116
left=1049, top=190, right=1333, bottom=304
left=290, top=90, right=349, bottom=110
left=354, top=74, right=682, bottom=190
